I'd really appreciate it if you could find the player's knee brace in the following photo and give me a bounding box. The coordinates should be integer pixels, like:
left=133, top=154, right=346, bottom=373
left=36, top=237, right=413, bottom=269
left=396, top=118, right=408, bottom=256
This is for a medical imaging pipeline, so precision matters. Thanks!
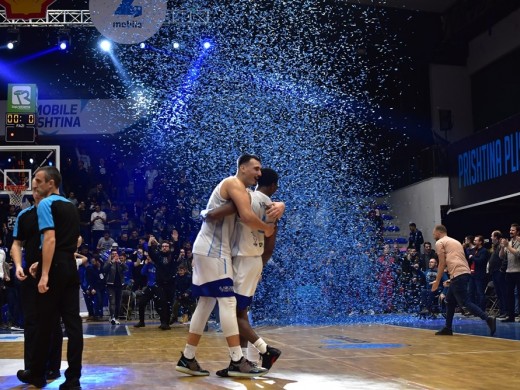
left=188, top=296, right=216, bottom=335
left=217, top=296, right=239, bottom=338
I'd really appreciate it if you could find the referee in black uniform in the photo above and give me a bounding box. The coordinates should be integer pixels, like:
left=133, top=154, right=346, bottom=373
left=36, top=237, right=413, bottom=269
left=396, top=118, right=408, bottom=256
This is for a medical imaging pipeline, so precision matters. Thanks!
left=17, top=167, right=83, bottom=390
left=12, top=188, right=62, bottom=382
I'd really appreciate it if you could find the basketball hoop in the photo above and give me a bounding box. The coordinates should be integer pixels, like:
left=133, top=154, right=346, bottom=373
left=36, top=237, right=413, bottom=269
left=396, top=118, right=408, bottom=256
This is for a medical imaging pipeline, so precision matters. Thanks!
left=5, top=185, right=27, bottom=208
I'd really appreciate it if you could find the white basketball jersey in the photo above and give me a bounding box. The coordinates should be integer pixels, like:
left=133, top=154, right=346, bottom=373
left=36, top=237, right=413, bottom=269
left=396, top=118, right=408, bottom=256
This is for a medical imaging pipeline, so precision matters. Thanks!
left=232, top=191, right=272, bottom=257
left=193, top=179, right=237, bottom=260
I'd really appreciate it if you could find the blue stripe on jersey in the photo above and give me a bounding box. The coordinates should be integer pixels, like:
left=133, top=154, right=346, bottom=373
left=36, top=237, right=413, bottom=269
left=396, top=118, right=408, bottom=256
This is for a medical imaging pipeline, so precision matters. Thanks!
left=12, top=205, right=35, bottom=237
left=207, top=220, right=223, bottom=258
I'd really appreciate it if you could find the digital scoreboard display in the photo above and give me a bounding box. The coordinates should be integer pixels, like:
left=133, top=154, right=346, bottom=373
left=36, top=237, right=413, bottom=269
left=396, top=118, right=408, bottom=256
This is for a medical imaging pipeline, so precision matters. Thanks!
left=5, top=113, right=36, bottom=126
left=5, top=113, right=37, bottom=142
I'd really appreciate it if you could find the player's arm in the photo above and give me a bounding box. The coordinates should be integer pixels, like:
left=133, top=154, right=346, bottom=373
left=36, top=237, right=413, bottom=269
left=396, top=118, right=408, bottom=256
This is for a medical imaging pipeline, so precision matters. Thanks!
left=431, top=245, right=446, bottom=292
left=266, top=201, right=285, bottom=221
left=11, top=239, right=27, bottom=281
left=225, top=180, right=274, bottom=237
left=75, top=252, right=88, bottom=266
left=203, top=202, right=238, bottom=222
left=262, top=225, right=278, bottom=266
left=39, top=229, right=56, bottom=293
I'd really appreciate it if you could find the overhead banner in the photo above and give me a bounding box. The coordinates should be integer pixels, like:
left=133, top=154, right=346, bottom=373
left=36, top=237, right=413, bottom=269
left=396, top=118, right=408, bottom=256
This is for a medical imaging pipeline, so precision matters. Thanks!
left=0, top=0, right=57, bottom=19
left=448, top=113, right=520, bottom=211
left=0, top=99, right=141, bottom=136
left=89, top=0, right=167, bottom=44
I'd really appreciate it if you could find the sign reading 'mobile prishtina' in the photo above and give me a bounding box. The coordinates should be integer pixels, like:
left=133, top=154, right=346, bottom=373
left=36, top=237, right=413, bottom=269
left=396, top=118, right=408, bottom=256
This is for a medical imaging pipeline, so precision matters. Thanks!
left=90, top=0, right=167, bottom=44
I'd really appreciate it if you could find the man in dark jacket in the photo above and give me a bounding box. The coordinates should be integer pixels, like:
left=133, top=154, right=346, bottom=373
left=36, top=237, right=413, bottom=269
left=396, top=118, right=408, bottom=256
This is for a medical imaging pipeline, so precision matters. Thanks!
left=148, top=236, right=176, bottom=330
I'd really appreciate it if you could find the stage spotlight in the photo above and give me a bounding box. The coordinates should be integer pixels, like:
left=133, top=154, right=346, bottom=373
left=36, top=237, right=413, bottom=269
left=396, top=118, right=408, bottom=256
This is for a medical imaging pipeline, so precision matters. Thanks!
left=172, top=42, right=180, bottom=49
left=99, top=39, right=112, bottom=52
left=203, top=41, right=211, bottom=50
left=6, top=28, right=19, bottom=50
left=57, top=29, right=71, bottom=51
left=139, top=42, right=146, bottom=49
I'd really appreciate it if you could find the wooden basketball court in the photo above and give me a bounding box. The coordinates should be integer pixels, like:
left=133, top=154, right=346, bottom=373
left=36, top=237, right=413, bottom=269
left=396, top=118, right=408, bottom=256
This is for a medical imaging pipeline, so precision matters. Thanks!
left=1, top=316, right=520, bottom=389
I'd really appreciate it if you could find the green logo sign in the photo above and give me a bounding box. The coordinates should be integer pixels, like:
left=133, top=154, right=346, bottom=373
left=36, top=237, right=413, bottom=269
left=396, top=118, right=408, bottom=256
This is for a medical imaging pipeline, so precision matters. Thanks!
left=7, top=84, right=38, bottom=112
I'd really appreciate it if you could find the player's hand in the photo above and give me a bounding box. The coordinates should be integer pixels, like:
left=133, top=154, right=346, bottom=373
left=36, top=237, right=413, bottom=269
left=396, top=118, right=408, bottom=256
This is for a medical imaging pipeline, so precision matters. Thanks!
left=29, top=262, right=38, bottom=278
left=264, top=223, right=275, bottom=237
left=38, top=274, right=50, bottom=294
left=431, top=280, right=439, bottom=292
left=15, top=266, right=27, bottom=281
left=266, top=202, right=285, bottom=220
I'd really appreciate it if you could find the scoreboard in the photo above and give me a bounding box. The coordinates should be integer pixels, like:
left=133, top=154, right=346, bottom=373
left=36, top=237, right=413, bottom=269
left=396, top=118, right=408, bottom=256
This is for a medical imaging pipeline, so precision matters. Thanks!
left=5, top=84, right=38, bottom=143
left=5, top=113, right=37, bottom=142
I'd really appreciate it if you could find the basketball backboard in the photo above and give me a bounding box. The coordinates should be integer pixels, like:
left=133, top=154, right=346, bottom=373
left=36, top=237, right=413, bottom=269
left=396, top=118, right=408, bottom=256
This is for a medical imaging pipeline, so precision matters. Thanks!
left=0, top=145, right=60, bottom=196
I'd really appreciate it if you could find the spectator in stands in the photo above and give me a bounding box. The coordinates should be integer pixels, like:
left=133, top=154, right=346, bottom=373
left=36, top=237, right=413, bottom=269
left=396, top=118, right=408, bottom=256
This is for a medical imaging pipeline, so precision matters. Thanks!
left=131, top=246, right=147, bottom=291
left=95, top=158, right=110, bottom=190
left=0, top=246, right=9, bottom=329
left=184, top=248, right=194, bottom=273
left=97, top=231, right=115, bottom=253
left=408, top=222, right=424, bottom=253
left=88, top=183, right=111, bottom=209
left=134, top=252, right=157, bottom=328
left=463, top=235, right=475, bottom=259
left=107, top=204, right=122, bottom=240
left=86, top=254, right=105, bottom=321
left=144, top=165, right=158, bottom=193
left=419, top=258, right=447, bottom=316
left=75, top=147, right=91, bottom=171
left=120, top=251, right=135, bottom=319
left=117, top=232, right=130, bottom=250
left=148, top=236, right=176, bottom=330
left=153, top=204, right=168, bottom=239
left=120, top=208, right=130, bottom=234
left=67, top=191, right=78, bottom=207
left=103, top=248, right=128, bottom=325
left=127, top=229, right=140, bottom=249
left=171, top=264, right=195, bottom=324
left=77, top=201, right=91, bottom=248
left=489, top=230, right=507, bottom=318
left=75, top=160, right=90, bottom=202
left=377, top=244, right=396, bottom=313
left=91, top=204, right=107, bottom=248
left=467, top=235, right=489, bottom=311
left=419, top=242, right=437, bottom=271
left=78, top=246, right=94, bottom=321
left=112, top=161, right=129, bottom=204
left=499, top=223, right=520, bottom=323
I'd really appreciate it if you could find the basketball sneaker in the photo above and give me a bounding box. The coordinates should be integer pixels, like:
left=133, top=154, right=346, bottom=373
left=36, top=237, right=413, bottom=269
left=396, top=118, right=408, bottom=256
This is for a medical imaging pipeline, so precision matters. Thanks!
left=175, top=353, right=210, bottom=376
left=260, top=345, right=281, bottom=370
left=227, top=357, right=268, bottom=378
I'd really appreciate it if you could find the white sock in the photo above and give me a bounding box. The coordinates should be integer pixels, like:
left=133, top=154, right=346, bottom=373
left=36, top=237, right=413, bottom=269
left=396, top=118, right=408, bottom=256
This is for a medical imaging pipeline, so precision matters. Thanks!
left=183, top=344, right=197, bottom=360
left=229, top=346, right=244, bottom=362
left=254, top=338, right=268, bottom=354
left=247, top=342, right=260, bottom=361
left=241, top=347, right=248, bottom=358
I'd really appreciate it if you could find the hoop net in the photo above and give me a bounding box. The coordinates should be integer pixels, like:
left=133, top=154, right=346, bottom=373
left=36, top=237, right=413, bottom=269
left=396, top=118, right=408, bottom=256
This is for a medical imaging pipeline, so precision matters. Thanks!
left=5, top=185, right=27, bottom=208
